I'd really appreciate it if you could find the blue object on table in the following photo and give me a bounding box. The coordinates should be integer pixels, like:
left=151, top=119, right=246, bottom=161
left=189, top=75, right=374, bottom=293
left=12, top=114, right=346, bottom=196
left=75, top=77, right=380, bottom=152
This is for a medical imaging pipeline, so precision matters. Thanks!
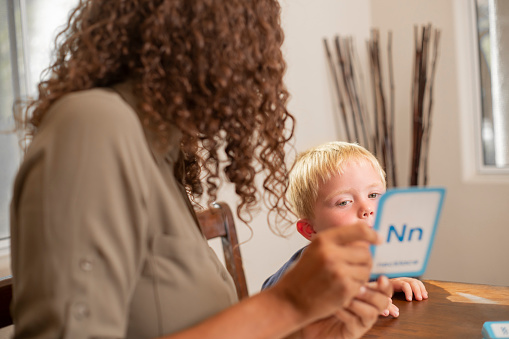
left=482, top=321, right=509, bottom=338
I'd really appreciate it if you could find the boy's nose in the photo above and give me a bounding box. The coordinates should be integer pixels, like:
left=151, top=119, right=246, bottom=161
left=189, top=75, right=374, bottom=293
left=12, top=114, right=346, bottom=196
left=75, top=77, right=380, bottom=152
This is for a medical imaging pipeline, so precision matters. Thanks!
left=361, top=208, right=374, bottom=218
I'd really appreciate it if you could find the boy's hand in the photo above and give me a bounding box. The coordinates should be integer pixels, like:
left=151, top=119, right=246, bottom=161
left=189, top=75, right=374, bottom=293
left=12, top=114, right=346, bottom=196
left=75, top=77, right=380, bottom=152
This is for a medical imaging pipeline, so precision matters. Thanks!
left=389, top=277, right=428, bottom=301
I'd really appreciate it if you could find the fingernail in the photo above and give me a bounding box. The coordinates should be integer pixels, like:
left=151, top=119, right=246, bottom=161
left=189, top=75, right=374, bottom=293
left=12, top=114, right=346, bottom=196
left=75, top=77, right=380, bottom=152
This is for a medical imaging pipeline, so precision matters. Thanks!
left=358, top=286, right=366, bottom=295
left=383, top=310, right=389, bottom=316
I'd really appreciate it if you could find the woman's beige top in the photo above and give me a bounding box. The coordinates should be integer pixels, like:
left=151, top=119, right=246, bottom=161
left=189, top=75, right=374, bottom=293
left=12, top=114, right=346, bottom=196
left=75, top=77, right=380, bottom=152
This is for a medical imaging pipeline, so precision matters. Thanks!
left=9, top=84, right=238, bottom=339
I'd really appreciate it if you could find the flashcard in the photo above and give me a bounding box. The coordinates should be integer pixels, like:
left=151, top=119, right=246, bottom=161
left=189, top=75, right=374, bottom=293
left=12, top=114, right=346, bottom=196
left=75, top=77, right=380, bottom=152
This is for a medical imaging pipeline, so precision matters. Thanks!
left=482, top=321, right=509, bottom=338
left=370, top=187, right=446, bottom=279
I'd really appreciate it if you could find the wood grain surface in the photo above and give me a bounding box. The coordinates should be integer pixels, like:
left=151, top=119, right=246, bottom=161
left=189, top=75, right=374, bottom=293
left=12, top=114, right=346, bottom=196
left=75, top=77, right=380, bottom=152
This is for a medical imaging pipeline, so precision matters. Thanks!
left=364, top=280, right=509, bottom=338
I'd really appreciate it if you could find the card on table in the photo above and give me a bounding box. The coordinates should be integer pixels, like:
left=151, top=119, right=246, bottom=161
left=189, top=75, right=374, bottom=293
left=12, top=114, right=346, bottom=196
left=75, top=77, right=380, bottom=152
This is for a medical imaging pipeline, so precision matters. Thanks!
left=370, top=187, right=446, bottom=280
left=482, top=321, right=509, bottom=338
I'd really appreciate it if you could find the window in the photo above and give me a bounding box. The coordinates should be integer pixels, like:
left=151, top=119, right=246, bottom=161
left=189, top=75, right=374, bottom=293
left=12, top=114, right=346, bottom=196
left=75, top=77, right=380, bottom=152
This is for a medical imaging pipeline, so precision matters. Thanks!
left=475, top=0, right=509, bottom=170
left=0, top=0, right=21, bottom=251
left=0, top=0, right=78, bottom=255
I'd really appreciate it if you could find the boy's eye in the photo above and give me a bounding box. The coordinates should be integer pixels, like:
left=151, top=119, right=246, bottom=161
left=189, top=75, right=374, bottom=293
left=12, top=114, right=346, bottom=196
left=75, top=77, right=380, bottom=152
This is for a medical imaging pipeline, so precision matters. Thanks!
left=336, top=200, right=350, bottom=206
left=368, top=193, right=381, bottom=199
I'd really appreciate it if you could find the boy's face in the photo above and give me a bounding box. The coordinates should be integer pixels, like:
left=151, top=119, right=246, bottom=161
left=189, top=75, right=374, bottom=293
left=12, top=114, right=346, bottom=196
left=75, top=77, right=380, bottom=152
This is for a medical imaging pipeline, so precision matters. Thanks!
left=305, top=161, right=385, bottom=237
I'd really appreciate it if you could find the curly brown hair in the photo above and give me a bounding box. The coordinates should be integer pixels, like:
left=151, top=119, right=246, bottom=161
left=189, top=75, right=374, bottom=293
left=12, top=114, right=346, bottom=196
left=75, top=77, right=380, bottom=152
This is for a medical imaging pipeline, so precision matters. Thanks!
left=19, top=0, right=295, bottom=234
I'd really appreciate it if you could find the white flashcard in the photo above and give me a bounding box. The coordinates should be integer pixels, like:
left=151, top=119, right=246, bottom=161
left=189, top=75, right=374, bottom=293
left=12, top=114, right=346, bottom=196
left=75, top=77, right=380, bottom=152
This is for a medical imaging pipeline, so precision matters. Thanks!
left=370, top=187, right=446, bottom=279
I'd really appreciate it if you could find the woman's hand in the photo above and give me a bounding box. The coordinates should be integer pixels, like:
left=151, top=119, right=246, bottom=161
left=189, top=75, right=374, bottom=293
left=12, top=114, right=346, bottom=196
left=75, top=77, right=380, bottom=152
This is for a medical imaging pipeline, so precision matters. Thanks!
left=288, top=276, right=393, bottom=339
left=169, top=224, right=390, bottom=339
left=272, top=223, right=383, bottom=326
left=380, top=298, right=399, bottom=317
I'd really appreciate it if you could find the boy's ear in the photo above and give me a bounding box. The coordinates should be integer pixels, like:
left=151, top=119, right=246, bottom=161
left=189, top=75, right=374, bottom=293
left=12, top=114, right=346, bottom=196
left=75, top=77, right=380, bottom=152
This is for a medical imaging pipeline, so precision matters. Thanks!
left=296, top=219, right=316, bottom=241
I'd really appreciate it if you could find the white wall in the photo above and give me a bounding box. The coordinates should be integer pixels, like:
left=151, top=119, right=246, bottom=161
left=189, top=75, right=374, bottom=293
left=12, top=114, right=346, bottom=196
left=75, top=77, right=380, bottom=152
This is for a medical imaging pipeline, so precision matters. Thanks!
left=213, top=0, right=509, bottom=295
left=370, top=0, right=509, bottom=286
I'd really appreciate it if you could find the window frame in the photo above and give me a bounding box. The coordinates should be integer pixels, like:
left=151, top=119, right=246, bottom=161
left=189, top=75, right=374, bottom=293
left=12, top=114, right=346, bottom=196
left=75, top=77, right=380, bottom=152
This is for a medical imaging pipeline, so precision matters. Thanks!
left=456, top=0, right=509, bottom=182
left=0, top=0, right=78, bottom=276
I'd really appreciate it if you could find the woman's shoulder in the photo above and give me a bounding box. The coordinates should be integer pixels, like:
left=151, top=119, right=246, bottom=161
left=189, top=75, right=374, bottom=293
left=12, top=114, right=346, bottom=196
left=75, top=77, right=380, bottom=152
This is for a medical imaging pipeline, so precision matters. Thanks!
left=42, top=87, right=142, bottom=134
left=27, top=86, right=151, bottom=163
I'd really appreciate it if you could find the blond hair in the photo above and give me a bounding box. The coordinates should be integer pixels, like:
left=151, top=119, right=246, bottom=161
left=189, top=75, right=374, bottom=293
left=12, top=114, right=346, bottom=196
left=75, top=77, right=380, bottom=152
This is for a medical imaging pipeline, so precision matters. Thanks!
left=287, top=141, right=386, bottom=219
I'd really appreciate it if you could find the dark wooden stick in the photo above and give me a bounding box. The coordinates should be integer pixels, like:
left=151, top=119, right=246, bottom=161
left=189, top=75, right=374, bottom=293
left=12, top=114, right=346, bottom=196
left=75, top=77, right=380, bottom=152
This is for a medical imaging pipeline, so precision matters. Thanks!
left=324, top=38, right=351, bottom=141
left=418, top=25, right=431, bottom=185
left=342, top=38, right=362, bottom=143
left=346, top=38, right=370, bottom=148
left=410, top=26, right=419, bottom=185
left=369, top=32, right=381, bottom=161
left=368, top=39, right=381, bottom=159
left=387, top=31, right=397, bottom=187
left=351, top=39, right=373, bottom=153
left=410, top=25, right=428, bottom=186
left=372, top=30, right=390, bottom=176
left=335, top=36, right=359, bottom=143
left=422, top=29, right=441, bottom=186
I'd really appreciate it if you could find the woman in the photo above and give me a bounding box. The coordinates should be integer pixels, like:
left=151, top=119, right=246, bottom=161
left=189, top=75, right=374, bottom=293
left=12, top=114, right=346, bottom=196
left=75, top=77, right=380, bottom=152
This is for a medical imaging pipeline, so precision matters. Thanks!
left=10, top=1, right=391, bottom=338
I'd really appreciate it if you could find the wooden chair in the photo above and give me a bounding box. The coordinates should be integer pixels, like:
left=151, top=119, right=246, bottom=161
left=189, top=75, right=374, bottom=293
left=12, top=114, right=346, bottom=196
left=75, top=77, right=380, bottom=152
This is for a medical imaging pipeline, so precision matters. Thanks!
left=0, top=276, right=13, bottom=328
left=196, top=202, right=249, bottom=300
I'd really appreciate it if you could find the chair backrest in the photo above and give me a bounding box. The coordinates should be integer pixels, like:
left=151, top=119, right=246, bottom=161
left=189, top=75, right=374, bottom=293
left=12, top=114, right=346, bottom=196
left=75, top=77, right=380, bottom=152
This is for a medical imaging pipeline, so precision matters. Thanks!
left=0, top=276, right=13, bottom=328
left=196, top=202, right=249, bottom=300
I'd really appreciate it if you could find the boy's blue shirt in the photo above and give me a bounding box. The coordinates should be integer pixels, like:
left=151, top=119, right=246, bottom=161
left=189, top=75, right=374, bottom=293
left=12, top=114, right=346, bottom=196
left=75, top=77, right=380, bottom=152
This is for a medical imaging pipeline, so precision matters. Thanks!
left=261, top=246, right=307, bottom=289
left=262, top=245, right=377, bottom=290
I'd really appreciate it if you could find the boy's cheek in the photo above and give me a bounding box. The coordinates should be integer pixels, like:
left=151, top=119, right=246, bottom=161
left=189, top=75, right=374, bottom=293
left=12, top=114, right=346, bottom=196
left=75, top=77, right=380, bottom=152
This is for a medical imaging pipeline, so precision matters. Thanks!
left=314, top=210, right=362, bottom=230
left=324, top=219, right=356, bottom=230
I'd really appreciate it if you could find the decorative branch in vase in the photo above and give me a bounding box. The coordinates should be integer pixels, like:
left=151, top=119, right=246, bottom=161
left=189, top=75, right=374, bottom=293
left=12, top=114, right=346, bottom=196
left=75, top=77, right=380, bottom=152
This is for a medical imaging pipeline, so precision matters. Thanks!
left=323, top=24, right=441, bottom=187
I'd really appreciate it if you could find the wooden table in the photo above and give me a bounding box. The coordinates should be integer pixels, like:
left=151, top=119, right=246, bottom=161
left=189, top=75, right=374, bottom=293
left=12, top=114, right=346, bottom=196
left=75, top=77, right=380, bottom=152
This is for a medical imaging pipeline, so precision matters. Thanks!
left=364, top=280, right=509, bottom=338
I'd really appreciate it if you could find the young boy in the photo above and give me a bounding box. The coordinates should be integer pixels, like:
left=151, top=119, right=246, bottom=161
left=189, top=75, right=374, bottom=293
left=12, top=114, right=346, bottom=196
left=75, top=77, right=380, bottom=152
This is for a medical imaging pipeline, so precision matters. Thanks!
left=262, top=141, right=428, bottom=317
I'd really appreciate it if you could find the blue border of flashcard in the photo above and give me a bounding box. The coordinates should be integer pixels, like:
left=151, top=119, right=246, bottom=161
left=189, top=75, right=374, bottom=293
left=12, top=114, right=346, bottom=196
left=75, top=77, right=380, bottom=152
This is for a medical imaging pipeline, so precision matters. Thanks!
left=482, top=321, right=509, bottom=338
left=483, top=321, right=495, bottom=338
left=370, top=187, right=446, bottom=279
